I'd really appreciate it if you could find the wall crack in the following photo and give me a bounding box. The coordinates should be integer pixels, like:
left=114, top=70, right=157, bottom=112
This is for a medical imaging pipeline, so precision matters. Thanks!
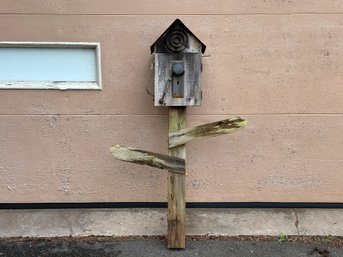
left=293, top=209, right=300, bottom=236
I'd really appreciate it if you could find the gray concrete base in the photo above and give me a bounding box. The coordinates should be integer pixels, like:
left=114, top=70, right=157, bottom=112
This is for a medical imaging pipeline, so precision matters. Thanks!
left=0, top=208, right=342, bottom=237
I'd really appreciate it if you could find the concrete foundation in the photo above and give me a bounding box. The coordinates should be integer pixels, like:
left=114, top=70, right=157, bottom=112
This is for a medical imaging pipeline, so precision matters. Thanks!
left=0, top=208, right=342, bottom=237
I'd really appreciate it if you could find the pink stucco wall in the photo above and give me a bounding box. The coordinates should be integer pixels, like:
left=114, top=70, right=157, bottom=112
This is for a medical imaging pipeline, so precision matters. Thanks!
left=0, top=1, right=342, bottom=203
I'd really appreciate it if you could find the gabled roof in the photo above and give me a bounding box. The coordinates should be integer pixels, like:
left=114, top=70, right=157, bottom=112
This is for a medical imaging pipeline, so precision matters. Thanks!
left=150, top=19, right=206, bottom=54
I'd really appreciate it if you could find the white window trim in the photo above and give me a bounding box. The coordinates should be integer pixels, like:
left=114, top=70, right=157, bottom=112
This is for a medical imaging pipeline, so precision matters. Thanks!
left=0, top=41, right=102, bottom=90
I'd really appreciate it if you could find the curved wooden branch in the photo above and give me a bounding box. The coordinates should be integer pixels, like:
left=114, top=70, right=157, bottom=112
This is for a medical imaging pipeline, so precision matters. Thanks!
left=110, top=145, right=185, bottom=174
left=169, top=117, right=247, bottom=148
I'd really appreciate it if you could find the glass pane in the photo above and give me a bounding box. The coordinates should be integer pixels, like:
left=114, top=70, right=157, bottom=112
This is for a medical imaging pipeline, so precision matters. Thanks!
left=0, top=47, right=97, bottom=82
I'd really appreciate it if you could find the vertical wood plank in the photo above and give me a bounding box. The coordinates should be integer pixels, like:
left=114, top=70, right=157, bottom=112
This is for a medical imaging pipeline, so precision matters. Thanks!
left=167, top=107, right=186, bottom=248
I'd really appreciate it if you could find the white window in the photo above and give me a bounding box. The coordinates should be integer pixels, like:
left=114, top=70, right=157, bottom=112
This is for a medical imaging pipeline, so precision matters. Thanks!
left=0, top=42, right=101, bottom=90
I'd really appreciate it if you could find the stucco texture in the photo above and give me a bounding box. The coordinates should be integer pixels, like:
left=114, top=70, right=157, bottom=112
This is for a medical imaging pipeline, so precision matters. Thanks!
left=0, top=1, right=342, bottom=203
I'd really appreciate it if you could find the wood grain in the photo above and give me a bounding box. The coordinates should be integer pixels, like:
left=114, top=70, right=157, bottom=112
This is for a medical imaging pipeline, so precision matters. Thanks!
left=154, top=53, right=202, bottom=106
left=169, top=117, right=247, bottom=148
left=110, top=145, right=185, bottom=174
left=167, top=107, right=186, bottom=248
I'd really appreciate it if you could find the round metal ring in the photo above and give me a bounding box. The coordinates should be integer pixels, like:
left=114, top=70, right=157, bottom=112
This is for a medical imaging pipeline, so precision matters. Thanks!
left=166, top=29, right=188, bottom=52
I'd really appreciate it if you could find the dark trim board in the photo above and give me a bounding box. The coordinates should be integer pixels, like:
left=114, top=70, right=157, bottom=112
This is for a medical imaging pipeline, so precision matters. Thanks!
left=0, top=202, right=342, bottom=209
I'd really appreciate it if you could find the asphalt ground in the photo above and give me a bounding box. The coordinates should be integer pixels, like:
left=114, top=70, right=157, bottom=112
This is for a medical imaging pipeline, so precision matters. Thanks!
left=0, top=237, right=342, bottom=257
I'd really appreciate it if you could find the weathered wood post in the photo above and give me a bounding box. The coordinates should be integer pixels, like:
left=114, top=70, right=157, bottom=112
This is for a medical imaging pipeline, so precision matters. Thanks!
left=110, top=19, right=247, bottom=249
left=150, top=19, right=206, bottom=248
left=167, top=107, right=186, bottom=248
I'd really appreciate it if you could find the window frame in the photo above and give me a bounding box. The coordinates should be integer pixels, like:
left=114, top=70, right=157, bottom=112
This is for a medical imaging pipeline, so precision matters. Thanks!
left=0, top=41, right=102, bottom=90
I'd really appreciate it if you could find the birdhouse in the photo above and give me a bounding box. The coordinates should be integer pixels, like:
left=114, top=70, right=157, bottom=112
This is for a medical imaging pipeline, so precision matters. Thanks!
left=150, top=19, right=206, bottom=106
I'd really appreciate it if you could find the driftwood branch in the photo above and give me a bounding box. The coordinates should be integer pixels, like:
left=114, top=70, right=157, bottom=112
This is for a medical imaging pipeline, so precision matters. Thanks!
left=110, top=145, right=185, bottom=174
left=169, top=117, right=247, bottom=148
